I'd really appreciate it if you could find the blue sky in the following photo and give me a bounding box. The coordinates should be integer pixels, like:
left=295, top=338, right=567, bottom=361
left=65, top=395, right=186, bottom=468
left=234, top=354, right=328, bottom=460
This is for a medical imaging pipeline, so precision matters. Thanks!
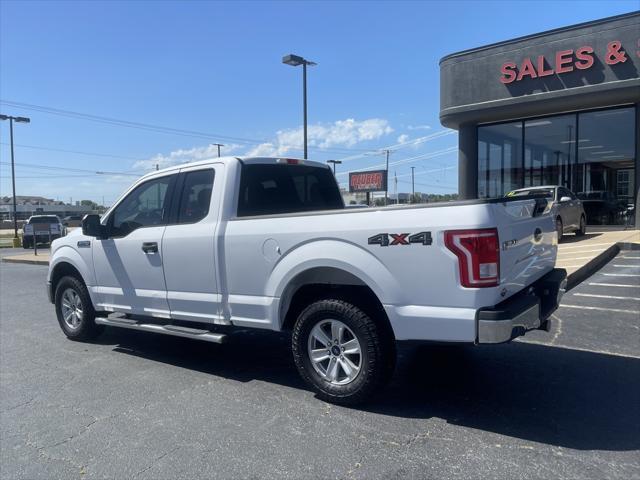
left=1, top=0, right=637, bottom=204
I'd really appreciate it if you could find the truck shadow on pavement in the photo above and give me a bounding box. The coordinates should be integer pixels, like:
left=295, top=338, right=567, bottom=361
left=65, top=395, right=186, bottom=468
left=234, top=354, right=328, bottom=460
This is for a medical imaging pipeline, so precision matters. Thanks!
left=97, top=328, right=639, bottom=452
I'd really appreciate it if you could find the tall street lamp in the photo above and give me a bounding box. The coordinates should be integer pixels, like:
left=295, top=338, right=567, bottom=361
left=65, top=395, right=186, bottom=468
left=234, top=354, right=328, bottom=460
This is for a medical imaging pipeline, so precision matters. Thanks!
left=0, top=114, right=31, bottom=239
left=282, top=53, right=316, bottom=160
left=326, top=159, right=342, bottom=175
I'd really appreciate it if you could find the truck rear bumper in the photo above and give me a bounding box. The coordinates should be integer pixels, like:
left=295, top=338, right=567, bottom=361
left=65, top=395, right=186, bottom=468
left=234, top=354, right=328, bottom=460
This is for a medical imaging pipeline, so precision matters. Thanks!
left=477, top=268, right=567, bottom=344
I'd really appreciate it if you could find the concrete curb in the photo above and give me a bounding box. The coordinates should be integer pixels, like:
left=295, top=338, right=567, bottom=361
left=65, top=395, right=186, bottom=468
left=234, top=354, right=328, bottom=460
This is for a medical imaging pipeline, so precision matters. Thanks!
left=1, top=256, right=49, bottom=266
left=565, top=244, right=621, bottom=291
left=618, top=242, right=640, bottom=251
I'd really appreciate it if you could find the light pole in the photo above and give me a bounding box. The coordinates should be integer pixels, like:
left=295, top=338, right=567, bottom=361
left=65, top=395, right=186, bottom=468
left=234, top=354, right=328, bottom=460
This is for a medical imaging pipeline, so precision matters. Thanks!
left=0, top=114, right=30, bottom=239
left=381, top=149, right=391, bottom=205
left=326, top=160, right=342, bottom=175
left=210, top=143, right=224, bottom=157
left=282, top=54, right=316, bottom=160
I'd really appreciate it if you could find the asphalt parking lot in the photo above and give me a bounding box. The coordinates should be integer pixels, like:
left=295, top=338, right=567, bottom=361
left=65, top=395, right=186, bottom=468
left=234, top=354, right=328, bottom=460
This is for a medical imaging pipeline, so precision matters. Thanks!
left=1, top=252, right=639, bottom=479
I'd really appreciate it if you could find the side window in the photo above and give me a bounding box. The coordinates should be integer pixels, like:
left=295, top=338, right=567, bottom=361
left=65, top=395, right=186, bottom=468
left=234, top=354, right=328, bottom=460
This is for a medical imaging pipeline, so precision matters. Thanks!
left=110, top=175, right=174, bottom=237
left=177, top=169, right=215, bottom=224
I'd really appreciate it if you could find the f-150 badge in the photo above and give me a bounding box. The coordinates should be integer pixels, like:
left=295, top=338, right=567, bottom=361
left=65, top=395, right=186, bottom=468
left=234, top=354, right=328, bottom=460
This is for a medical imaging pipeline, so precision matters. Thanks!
left=368, top=231, right=432, bottom=247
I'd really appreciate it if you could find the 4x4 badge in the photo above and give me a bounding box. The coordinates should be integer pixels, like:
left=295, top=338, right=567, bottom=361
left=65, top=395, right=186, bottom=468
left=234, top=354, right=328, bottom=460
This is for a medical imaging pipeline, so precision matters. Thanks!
left=368, top=231, right=432, bottom=247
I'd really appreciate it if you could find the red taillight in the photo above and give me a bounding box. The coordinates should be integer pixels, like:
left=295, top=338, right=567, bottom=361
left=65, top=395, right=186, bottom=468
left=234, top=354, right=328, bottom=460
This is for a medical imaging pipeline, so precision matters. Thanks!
left=444, top=228, right=500, bottom=288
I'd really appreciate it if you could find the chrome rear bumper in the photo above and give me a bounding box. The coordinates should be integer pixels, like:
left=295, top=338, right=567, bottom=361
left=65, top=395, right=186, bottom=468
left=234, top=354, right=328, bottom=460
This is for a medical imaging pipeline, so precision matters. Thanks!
left=477, top=268, right=567, bottom=344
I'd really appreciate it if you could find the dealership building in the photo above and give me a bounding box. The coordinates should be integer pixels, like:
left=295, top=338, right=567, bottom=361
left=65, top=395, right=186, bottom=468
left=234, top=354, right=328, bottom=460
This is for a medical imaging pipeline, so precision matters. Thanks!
left=440, top=12, right=639, bottom=227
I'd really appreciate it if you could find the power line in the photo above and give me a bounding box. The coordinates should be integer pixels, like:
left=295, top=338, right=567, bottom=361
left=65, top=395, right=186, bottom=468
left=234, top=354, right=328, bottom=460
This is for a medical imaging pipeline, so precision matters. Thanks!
left=0, top=141, right=147, bottom=161
left=0, top=100, right=374, bottom=155
left=0, top=161, right=141, bottom=176
left=335, top=130, right=456, bottom=163
left=336, top=146, right=457, bottom=177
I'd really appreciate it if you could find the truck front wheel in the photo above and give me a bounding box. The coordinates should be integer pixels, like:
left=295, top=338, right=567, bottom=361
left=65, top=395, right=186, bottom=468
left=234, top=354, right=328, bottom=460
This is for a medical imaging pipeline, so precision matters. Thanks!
left=292, top=299, right=394, bottom=405
left=54, top=275, right=104, bottom=341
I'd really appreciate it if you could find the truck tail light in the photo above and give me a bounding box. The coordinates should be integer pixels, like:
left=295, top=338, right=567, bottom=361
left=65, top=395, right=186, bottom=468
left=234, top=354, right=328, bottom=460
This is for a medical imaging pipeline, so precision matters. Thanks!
left=444, top=228, right=500, bottom=288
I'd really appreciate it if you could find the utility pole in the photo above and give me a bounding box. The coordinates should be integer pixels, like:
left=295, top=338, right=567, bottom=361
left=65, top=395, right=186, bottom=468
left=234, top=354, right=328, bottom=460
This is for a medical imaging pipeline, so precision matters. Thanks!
left=382, top=149, right=391, bottom=206
left=0, top=114, right=30, bottom=240
left=210, top=143, right=224, bottom=157
left=411, top=166, right=415, bottom=202
left=326, top=160, right=342, bottom=175
left=394, top=171, right=397, bottom=204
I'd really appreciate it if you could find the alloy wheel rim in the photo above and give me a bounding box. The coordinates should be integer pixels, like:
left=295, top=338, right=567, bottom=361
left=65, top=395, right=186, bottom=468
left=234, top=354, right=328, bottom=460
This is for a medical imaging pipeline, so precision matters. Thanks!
left=61, top=288, right=83, bottom=330
left=307, top=319, right=362, bottom=385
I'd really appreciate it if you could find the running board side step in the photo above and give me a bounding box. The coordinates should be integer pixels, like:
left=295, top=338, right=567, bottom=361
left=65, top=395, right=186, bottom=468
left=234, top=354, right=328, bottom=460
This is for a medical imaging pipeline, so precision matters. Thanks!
left=95, top=317, right=227, bottom=344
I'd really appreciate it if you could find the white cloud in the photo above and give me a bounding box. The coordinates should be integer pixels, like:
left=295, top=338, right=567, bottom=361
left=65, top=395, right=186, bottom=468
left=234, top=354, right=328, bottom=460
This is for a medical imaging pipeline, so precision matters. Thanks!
left=136, top=117, right=394, bottom=170
left=133, top=143, right=243, bottom=171
left=397, top=134, right=410, bottom=144
left=407, top=124, right=431, bottom=131
left=247, top=118, right=393, bottom=157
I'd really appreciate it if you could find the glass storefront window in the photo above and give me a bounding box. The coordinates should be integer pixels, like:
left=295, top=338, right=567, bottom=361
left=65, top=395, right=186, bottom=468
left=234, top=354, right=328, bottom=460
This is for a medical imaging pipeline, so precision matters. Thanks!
left=577, top=107, right=636, bottom=225
left=523, top=115, right=576, bottom=189
left=477, top=121, right=522, bottom=198
left=477, top=106, right=636, bottom=225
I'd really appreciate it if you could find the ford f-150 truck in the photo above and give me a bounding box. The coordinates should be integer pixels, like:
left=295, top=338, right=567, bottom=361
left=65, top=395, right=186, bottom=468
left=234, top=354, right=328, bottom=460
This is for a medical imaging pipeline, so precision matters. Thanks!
left=47, top=157, right=566, bottom=404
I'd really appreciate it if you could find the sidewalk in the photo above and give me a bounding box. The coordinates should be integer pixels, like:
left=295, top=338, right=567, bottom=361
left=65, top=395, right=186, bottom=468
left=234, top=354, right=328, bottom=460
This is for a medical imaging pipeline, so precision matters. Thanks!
left=557, top=228, right=640, bottom=275
left=2, top=251, right=50, bottom=265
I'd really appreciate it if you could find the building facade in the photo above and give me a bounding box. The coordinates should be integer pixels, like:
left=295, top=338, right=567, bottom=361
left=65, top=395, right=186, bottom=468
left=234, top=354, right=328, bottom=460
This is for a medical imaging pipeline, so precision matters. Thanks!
left=440, top=12, right=639, bottom=227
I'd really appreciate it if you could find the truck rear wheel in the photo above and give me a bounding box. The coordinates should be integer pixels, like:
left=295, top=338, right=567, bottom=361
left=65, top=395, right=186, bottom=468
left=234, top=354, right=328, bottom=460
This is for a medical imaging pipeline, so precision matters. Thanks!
left=54, top=275, right=104, bottom=341
left=292, top=299, right=394, bottom=405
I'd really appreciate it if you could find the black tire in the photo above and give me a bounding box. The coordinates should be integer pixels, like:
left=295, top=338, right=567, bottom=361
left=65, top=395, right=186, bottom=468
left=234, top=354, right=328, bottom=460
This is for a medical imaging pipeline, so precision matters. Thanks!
left=292, top=299, right=395, bottom=405
left=556, top=217, right=563, bottom=243
left=54, top=275, right=104, bottom=341
left=575, top=215, right=586, bottom=236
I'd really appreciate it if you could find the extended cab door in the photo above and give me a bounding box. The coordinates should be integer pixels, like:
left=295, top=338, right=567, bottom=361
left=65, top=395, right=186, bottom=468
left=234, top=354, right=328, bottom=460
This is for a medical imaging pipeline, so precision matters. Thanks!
left=161, top=164, right=224, bottom=323
left=92, top=173, right=177, bottom=317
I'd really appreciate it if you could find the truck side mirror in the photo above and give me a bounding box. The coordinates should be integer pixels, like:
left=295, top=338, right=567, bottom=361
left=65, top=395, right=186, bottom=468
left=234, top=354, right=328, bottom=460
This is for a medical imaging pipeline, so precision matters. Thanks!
left=559, top=196, right=572, bottom=203
left=82, top=214, right=105, bottom=238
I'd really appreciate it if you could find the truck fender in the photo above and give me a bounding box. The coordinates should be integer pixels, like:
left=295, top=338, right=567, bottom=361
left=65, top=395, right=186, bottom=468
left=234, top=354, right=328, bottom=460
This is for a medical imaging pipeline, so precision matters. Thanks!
left=266, top=240, right=403, bottom=328
left=48, top=246, right=97, bottom=303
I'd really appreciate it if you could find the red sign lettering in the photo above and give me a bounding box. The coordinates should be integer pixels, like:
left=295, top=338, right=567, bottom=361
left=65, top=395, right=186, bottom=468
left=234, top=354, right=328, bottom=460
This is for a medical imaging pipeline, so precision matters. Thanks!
left=499, top=40, right=635, bottom=84
left=349, top=170, right=388, bottom=193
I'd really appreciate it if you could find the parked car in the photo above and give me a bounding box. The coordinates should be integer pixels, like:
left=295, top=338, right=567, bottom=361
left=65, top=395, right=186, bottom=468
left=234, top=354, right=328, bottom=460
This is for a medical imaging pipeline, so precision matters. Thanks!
left=22, top=215, right=65, bottom=248
left=47, top=157, right=565, bottom=404
left=577, top=190, right=625, bottom=225
left=507, top=186, right=586, bottom=241
left=62, top=215, right=83, bottom=228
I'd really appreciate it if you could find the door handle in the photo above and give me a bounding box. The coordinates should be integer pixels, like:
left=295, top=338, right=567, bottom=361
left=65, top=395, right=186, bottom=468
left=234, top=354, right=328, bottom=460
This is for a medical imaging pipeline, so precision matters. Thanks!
left=141, top=242, right=158, bottom=254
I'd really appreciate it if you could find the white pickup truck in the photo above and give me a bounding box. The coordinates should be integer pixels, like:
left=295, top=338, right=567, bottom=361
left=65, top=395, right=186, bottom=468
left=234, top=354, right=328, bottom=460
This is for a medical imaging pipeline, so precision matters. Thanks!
left=48, top=157, right=566, bottom=404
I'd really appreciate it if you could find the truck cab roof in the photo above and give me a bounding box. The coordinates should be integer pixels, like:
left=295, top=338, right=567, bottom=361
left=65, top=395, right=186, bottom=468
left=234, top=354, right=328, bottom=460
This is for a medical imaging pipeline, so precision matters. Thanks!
left=146, top=156, right=330, bottom=180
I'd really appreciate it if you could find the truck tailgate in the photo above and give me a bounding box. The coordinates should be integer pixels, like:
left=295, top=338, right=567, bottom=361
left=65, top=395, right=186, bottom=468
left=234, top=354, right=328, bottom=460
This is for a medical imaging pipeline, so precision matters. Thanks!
left=492, top=199, right=557, bottom=298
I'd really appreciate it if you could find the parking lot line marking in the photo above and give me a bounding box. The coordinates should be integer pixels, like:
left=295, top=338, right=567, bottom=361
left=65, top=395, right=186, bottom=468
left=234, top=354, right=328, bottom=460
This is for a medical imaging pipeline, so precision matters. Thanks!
left=612, top=264, right=640, bottom=268
left=557, top=249, right=608, bottom=256
left=589, top=282, right=640, bottom=288
left=573, top=293, right=640, bottom=301
left=518, top=340, right=640, bottom=360
left=602, top=273, right=640, bottom=277
left=557, top=242, right=613, bottom=250
left=560, top=304, right=640, bottom=314
left=557, top=255, right=605, bottom=261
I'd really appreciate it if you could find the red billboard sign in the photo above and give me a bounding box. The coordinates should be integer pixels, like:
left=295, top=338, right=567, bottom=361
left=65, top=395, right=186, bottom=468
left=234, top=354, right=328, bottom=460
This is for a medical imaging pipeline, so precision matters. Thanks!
left=349, top=170, right=387, bottom=193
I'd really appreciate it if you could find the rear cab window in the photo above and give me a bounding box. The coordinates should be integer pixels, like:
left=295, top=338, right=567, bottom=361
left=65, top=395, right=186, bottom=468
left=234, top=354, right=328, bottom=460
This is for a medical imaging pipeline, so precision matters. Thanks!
left=237, top=164, right=343, bottom=217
